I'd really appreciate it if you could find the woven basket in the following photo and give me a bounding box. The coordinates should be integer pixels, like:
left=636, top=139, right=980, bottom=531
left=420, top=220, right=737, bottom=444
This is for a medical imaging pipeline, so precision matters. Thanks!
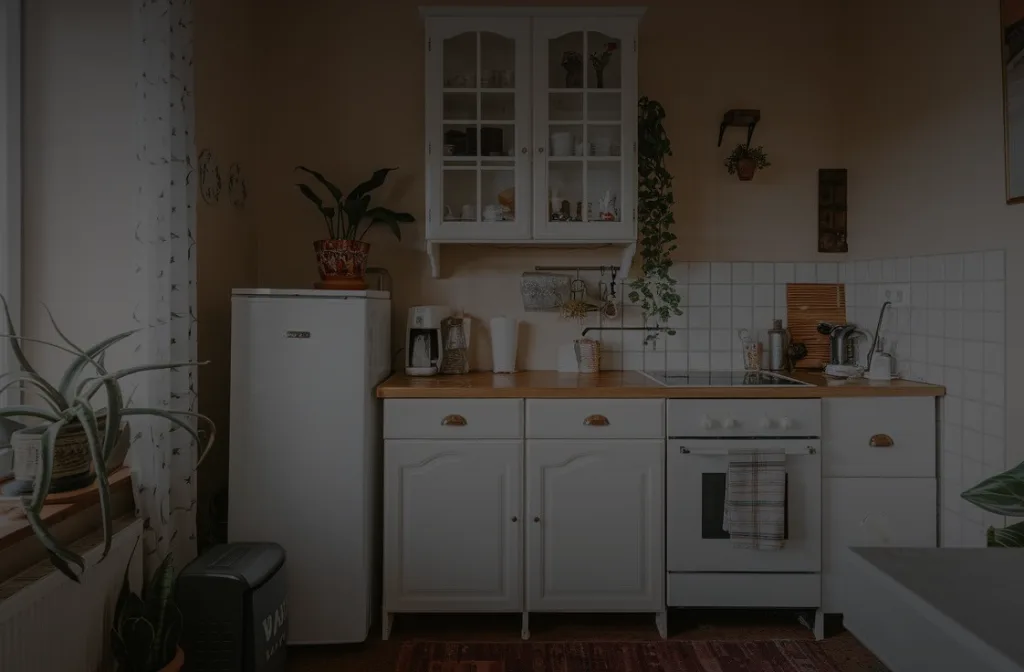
left=12, top=419, right=105, bottom=485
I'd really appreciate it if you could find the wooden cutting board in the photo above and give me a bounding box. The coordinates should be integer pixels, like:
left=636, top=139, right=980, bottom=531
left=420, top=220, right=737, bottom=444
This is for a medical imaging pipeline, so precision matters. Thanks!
left=786, top=283, right=847, bottom=369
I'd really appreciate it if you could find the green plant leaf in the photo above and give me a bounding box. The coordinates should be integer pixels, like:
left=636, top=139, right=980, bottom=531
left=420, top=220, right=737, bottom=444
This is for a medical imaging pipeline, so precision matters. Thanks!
left=78, top=361, right=207, bottom=401
left=346, top=167, right=397, bottom=204
left=29, top=419, right=68, bottom=513
left=961, top=460, right=1024, bottom=516
left=119, top=408, right=216, bottom=468
left=989, top=520, right=1024, bottom=547
left=0, top=405, right=60, bottom=422
left=73, top=403, right=114, bottom=559
left=362, top=207, right=415, bottom=241
left=0, top=295, right=65, bottom=409
left=145, top=552, right=176, bottom=662
left=57, top=329, right=137, bottom=400
left=23, top=503, right=86, bottom=580
left=0, top=374, right=64, bottom=413
left=295, top=166, right=344, bottom=204
left=342, top=194, right=371, bottom=240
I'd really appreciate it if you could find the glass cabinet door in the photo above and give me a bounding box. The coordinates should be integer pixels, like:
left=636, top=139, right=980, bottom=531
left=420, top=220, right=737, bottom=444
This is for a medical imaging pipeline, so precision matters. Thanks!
left=425, top=18, right=531, bottom=241
left=531, top=18, right=637, bottom=241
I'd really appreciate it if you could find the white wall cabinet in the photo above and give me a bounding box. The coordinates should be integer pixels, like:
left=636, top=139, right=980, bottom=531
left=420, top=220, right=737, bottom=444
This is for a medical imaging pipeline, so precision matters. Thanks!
left=820, top=398, right=938, bottom=616
left=421, top=8, right=644, bottom=277
left=526, top=439, right=663, bottom=612
left=383, top=440, right=523, bottom=614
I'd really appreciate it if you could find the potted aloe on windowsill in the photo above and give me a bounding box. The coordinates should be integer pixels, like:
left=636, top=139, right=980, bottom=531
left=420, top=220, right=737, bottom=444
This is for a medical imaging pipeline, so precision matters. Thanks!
left=961, top=460, right=1024, bottom=546
left=295, top=166, right=415, bottom=290
left=0, top=296, right=215, bottom=582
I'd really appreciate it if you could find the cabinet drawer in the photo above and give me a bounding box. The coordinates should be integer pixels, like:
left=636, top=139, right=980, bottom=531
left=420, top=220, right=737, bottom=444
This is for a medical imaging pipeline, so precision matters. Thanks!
left=525, top=399, right=664, bottom=439
left=384, top=399, right=523, bottom=439
left=823, top=398, right=936, bottom=477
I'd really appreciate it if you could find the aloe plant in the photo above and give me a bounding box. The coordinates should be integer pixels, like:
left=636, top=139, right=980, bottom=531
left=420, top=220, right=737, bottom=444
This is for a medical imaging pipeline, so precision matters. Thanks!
left=295, top=166, right=415, bottom=241
left=961, top=460, right=1024, bottom=547
left=0, top=295, right=215, bottom=582
left=111, top=541, right=182, bottom=672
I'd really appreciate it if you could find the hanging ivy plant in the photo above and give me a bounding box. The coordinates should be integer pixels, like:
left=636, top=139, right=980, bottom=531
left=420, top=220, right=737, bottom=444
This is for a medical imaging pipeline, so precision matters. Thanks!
left=628, top=97, right=682, bottom=344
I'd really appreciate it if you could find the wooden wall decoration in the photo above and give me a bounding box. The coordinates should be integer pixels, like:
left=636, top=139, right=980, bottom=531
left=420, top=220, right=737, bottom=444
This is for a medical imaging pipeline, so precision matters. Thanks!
left=786, top=283, right=847, bottom=370
left=817, top=169, right=848, bottom=253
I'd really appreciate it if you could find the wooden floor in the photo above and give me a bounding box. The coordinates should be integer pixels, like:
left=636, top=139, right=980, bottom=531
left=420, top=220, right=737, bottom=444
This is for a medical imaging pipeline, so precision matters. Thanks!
left=286, top=611, right=886, bottom=672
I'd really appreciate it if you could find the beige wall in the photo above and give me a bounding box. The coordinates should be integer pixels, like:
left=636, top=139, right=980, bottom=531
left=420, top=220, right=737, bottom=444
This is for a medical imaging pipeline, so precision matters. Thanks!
left=842, top=0, right=1022, bottom=464
left=194, top=0, right=259, bottom=536
left=243, top=0, right=844, bottom=371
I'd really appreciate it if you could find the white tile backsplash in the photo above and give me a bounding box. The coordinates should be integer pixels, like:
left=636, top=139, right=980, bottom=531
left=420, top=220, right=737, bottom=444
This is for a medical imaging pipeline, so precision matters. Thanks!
left=843, top=250, right=1006, bottom=549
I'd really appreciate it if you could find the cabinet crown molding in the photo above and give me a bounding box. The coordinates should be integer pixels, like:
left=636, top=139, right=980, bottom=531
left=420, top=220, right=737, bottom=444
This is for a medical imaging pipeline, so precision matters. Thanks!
left=420, top=6, right=647, bottom=19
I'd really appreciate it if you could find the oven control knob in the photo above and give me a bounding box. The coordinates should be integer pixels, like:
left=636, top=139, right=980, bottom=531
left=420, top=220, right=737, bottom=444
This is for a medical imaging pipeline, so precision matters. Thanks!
left=701, top=415, right=717, bottom=430
left=779, top=416, right=794, bottom=430
left=761, top=416, right=775, bottom=430
left=723, top=417, right=739, bottom=429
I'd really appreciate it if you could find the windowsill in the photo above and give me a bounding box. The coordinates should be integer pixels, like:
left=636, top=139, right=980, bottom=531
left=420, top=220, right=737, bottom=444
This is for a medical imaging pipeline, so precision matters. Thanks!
left=0, top=467, right=132, bottom=553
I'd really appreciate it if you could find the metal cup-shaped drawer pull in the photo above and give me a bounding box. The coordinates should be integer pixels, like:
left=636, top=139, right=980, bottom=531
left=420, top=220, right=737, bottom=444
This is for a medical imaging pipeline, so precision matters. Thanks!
left=869, top=433, right=894, bottom=448
left=583, top=414, right=610, bottom=426
left=441, top=414, right=468, bottom=426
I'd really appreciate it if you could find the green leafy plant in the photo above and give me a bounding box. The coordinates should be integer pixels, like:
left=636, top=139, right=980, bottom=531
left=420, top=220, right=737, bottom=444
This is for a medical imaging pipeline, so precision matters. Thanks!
left=0, top=296, right=215, bottom=582
left=961, top=460, right=1024, bottom=547
left=111, top=542, right=182, bottom=672
left=629, top=97, right=682, bottom=345
left=724, top=144, right=771, bottom=175
left=295, top=166, right=415, bottom=241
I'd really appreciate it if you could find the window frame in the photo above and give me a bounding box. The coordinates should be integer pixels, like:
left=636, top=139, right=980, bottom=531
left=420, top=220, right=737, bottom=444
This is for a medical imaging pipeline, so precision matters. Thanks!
left=0, top=0, right=20, bottom=406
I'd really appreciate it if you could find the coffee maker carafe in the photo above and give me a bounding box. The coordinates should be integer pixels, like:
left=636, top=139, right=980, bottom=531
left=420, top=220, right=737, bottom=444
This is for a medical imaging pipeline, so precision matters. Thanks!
left=405, top=306, right=452, bottom=376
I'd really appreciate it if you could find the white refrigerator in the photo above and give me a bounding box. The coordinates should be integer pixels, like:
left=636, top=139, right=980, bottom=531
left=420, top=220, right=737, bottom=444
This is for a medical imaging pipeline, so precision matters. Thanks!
left=228, top=288, right=391, bottom=644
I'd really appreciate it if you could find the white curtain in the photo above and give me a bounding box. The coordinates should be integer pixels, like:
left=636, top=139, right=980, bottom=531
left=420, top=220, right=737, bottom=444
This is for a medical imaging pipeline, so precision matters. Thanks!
left=131, top=0, right=199, bottom=571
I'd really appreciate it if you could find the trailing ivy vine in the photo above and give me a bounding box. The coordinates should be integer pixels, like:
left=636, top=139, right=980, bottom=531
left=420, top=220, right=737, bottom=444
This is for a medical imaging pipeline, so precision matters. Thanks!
left=629, top=97, right=682, bottom=344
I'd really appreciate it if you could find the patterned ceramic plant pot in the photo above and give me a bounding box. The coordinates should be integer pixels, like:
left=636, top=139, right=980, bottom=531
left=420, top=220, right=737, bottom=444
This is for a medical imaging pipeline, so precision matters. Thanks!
left=314, top=239, right=369, bottom=290
left=6, top=418, right=107, bottom=495
left=736, top=158, right=757, bottom=181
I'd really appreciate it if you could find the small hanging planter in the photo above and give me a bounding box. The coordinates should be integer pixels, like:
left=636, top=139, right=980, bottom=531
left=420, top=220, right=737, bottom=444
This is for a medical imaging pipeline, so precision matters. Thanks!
left=724, top=144, right=771, bottom=181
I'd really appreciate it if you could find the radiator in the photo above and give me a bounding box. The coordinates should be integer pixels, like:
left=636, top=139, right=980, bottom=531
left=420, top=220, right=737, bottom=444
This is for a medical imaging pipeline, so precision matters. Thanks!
left=0, top=516, right=143, bottom=672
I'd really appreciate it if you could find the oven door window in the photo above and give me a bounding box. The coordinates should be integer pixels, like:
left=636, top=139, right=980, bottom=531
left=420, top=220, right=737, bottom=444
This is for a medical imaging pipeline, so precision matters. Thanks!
left=700, top=472, right=789, bottom=540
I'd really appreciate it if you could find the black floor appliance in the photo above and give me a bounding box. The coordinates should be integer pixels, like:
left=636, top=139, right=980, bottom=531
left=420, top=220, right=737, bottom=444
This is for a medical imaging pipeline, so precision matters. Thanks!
left=177, top=542, right=287, bottom=671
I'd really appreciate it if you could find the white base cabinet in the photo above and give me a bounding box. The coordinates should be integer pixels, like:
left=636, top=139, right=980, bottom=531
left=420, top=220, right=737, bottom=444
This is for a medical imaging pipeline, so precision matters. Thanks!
left=383, top=440, right=523, bottom=613
left=526, top=439, right=663, bottom=612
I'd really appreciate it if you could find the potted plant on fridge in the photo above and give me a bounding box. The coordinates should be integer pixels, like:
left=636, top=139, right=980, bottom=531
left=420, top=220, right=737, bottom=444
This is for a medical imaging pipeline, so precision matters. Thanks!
left=295, top=166, right=415, bottom=290
left=724, top=144, right=771, bottom=181
left=0, top=296, right=215, bottom=582
left=111, top=544, right=184, bottom=672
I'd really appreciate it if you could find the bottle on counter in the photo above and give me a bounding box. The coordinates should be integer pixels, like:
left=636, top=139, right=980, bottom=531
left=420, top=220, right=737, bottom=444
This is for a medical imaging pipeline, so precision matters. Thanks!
left=767, top=319, right=788, bottom=372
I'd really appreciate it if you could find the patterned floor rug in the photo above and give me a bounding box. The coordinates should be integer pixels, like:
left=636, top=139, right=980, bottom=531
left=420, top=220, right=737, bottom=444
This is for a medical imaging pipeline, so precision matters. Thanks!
left=397, top=640, right=848, bottom=671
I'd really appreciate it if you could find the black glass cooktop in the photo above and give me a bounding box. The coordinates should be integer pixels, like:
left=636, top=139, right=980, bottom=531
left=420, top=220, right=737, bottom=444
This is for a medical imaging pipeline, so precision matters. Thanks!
left=641, top=370, right=812, bottom=387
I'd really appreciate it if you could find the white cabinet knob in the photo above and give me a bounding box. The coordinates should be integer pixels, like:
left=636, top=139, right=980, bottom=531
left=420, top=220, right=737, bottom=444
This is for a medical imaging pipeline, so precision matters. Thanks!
left=760, top=416, right=775, bottom=430
left=701, top=415, right=717, bottom=430
left=724, top=418, right=739, bottom=429
left=779, top=416, right=794, bottom=430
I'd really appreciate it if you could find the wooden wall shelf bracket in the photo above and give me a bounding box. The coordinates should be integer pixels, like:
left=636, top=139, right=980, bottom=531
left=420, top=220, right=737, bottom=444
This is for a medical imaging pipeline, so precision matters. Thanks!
left=717, top=109, right=761, bottom=147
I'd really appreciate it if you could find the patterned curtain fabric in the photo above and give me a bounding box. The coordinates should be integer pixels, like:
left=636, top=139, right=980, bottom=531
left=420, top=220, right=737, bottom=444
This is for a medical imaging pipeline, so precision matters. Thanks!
left=131, top=0, right=199, bottom=572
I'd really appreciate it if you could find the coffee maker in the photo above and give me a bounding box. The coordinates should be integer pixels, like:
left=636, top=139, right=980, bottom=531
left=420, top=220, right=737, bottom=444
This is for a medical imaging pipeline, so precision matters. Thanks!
left=405, top=305, right=451, bottom=376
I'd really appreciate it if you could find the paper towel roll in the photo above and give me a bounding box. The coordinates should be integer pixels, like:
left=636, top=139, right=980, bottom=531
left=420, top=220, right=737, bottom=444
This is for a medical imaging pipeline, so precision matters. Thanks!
left=490, top=316, right=519, bottom=373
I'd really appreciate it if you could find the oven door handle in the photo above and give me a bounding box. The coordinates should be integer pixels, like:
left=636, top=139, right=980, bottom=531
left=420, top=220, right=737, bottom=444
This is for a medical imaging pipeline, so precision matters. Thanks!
left=677, top=446, right=817, bottom=456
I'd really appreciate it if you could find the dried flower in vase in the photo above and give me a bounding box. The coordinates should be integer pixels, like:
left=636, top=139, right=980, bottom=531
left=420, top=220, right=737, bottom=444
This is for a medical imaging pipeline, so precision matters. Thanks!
left=561, top=50, right=583, bottom=88
left=589, top=42, right=617, bottom=88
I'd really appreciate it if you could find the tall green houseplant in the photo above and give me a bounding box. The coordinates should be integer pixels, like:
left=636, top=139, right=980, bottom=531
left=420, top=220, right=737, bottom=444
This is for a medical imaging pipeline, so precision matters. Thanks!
left=629, top=97, right=682, bottom=344
left=961, top=460, right=1024, bottom=546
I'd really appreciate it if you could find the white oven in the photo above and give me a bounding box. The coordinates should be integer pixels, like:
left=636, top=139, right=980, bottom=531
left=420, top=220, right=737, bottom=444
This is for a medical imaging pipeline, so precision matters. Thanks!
left=667, top=439, right=821, bottom=573
left=665, top=398, right=822, bottom=609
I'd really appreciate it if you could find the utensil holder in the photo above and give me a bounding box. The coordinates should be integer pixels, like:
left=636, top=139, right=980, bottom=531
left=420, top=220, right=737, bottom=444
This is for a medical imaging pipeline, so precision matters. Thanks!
left=574, top=338, right=601, bottom=374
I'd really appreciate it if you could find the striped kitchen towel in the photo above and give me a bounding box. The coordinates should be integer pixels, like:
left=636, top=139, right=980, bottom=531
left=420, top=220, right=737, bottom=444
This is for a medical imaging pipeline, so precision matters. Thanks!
left=722, top=448, right=787, bottom=550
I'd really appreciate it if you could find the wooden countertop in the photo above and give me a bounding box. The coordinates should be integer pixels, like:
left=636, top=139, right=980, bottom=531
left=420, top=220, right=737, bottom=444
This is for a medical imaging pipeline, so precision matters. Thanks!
left=377, top=370, right=945, bottom=399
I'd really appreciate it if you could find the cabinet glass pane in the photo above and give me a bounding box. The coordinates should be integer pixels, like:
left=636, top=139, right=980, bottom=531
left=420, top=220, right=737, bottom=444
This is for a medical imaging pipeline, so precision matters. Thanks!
left=481, top=124, right=515, bottom=158
left=586, top=32, right=622, bottom=90
left=481, top=93, right=514, bottom=122
left=587, top=91, right=620, bottom=122
left=550, top=92, right=583, bottom=122
left=481, top=32, right=515, bottom=89
left=443, top=32, right=477, bottom=88
left=547, top=31, right=585, bottom=89
left=443, top=124, right=477, bottom=158
left=443, top=169, right=478, bottom=222
left=587, top=124, right=621, bottom=158
left=547, top=161, right=584, bottom=222
left=481, top=169, right=516, bottom=224
left=443, top=92, right=476, bottom=121
left=548, top=123, right=583, bottom=157
left=586, top=161, right=621, bottom=223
